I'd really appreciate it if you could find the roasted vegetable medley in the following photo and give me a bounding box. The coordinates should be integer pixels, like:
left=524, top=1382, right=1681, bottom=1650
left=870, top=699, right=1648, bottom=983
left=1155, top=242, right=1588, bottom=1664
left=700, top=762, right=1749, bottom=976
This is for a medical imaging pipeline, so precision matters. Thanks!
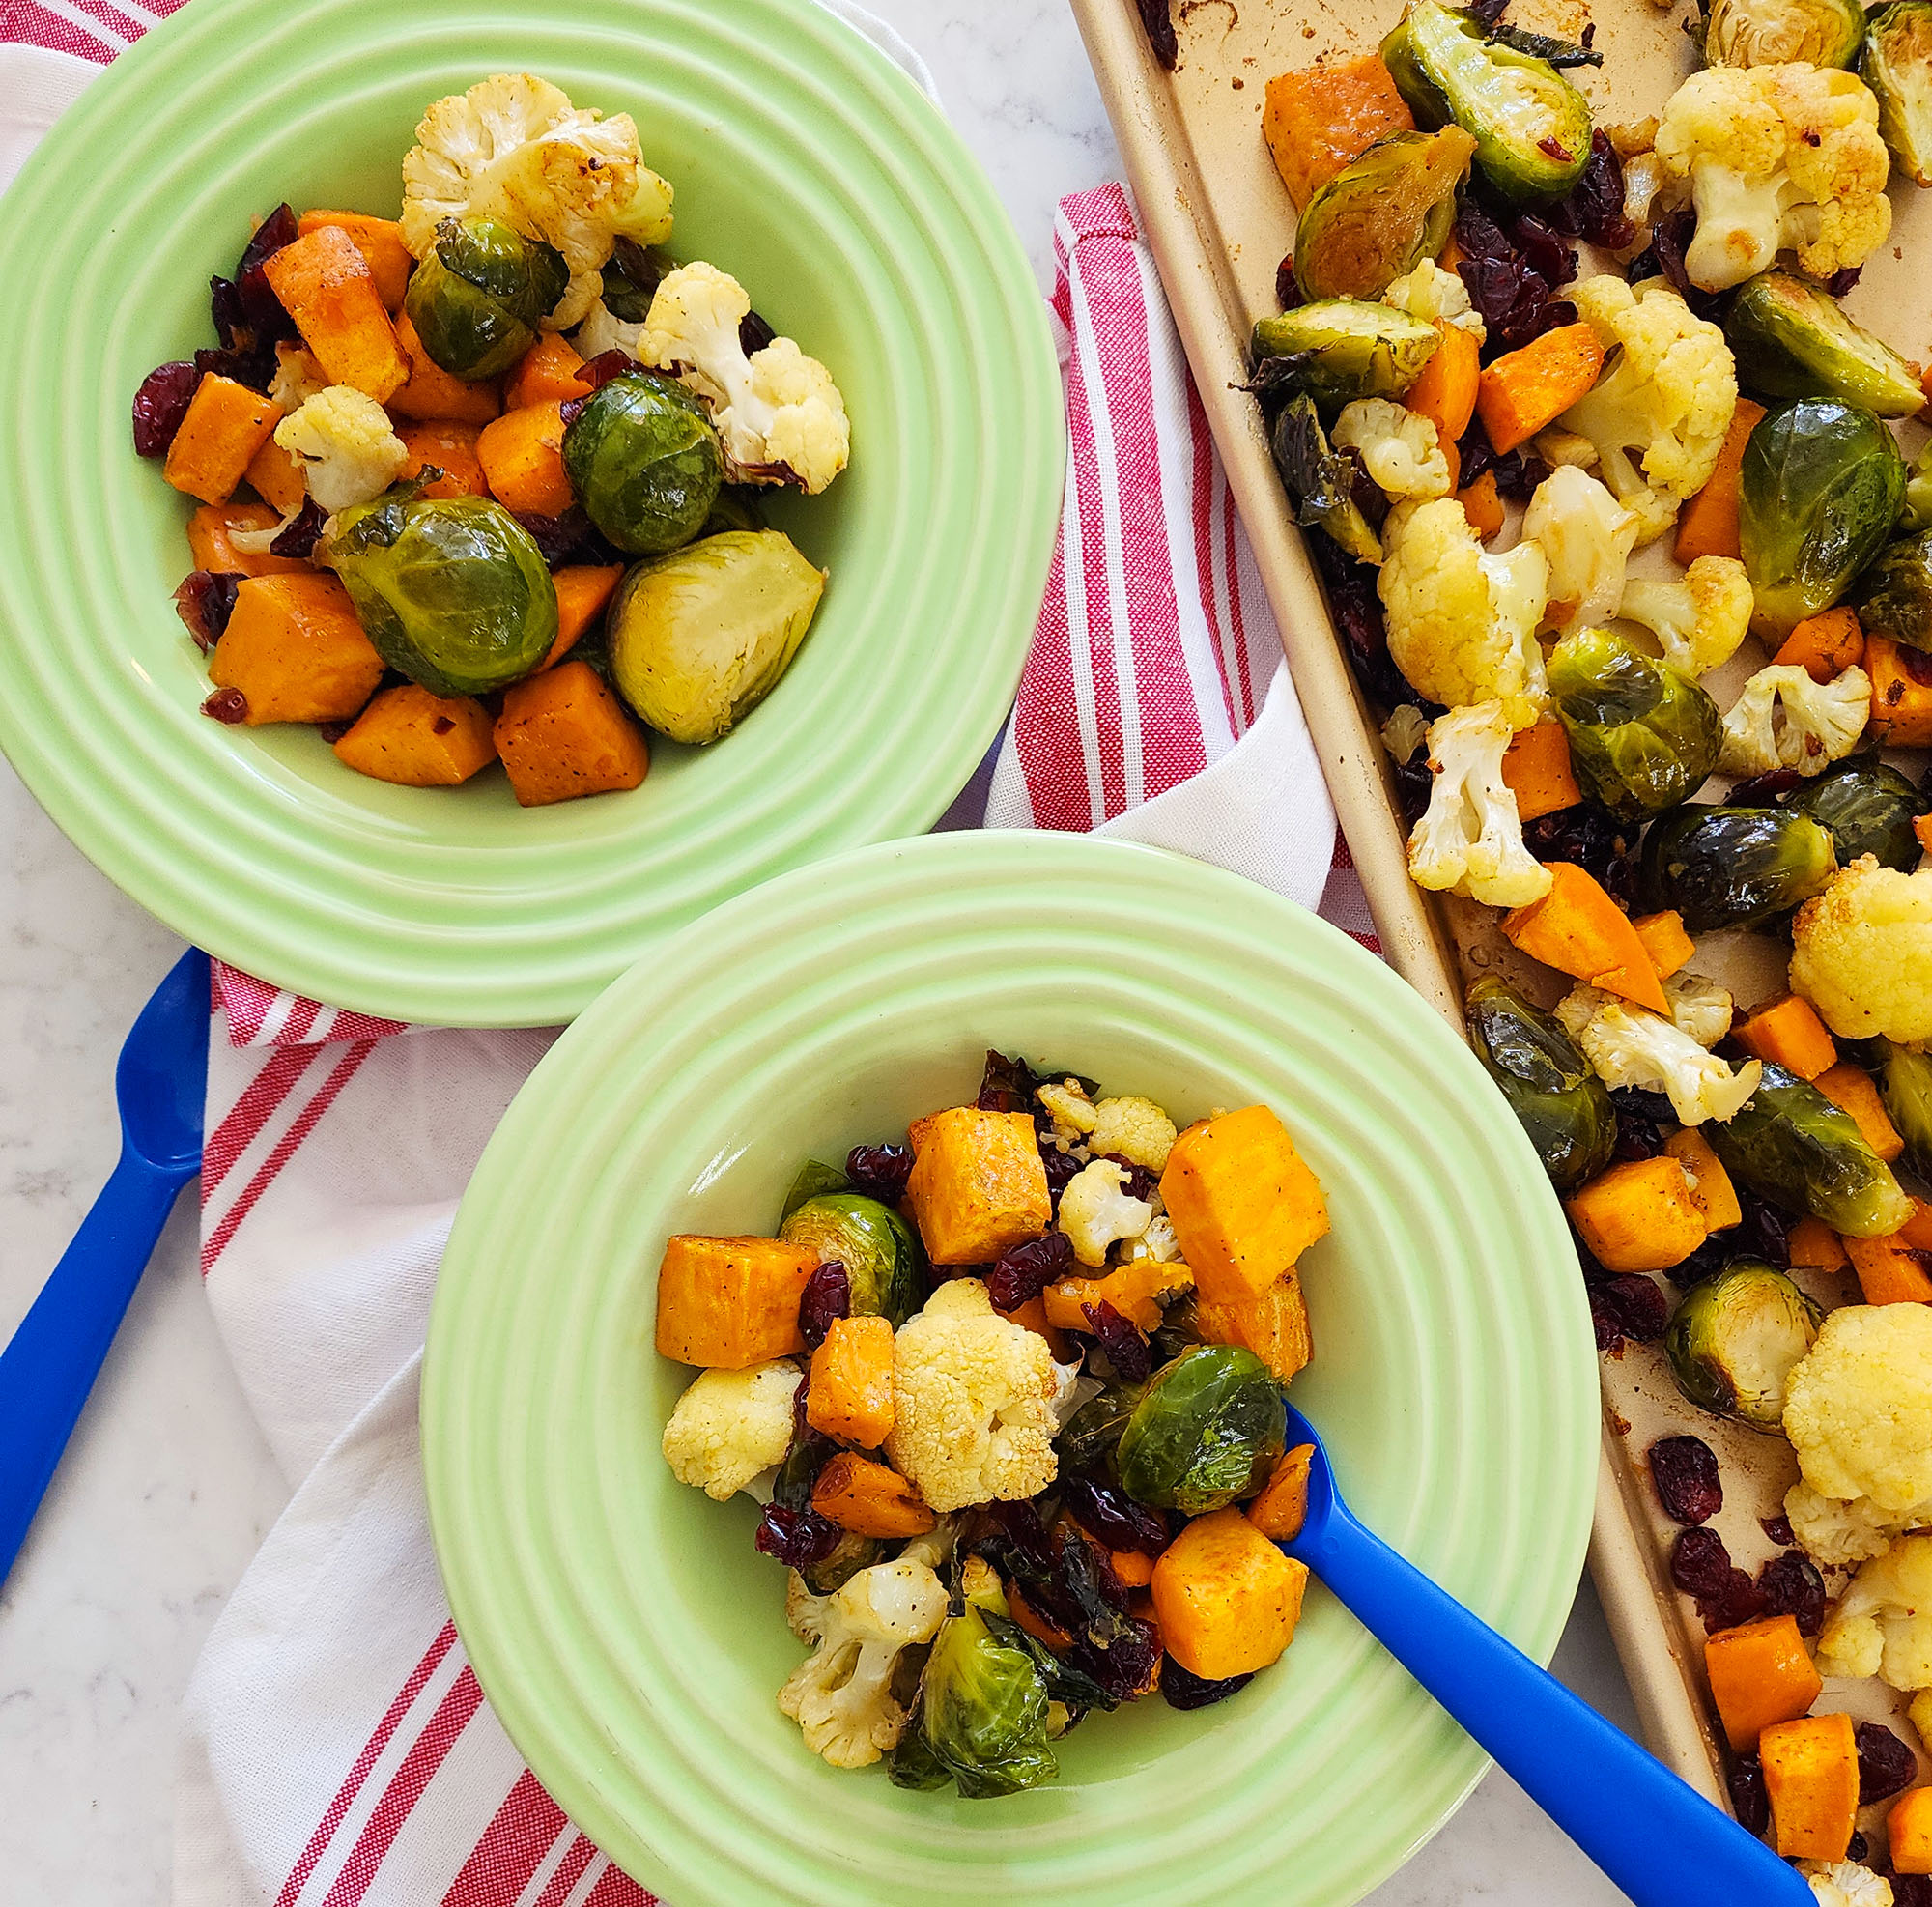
left=1257, top=4, right=1932, bottom=1891
left=654, top=1052, right=1330, bottom=1792
left=134, top=74, right=848, bottom=805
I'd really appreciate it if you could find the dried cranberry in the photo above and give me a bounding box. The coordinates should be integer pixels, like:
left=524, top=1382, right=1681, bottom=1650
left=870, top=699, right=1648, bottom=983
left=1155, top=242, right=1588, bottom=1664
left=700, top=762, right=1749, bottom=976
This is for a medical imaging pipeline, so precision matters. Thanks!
left=1066, top=1611, right=1162, bottom=1702
left=798, top=1261, right=850, bottom=1351
left=574, top=349, right=636, bottom=391
left=1548, top=130, right=1635, bottom=250
left=1670, top=1525, right=1737, bottom=1598
left=1454, top=195, right=1579, bottom=354
left=1649, top=1437, right=1722, bottom=1525
left=270, top=497, right=326, bottom=560
left=1856, top=1721, right=1917, bottom=1804
left=1083, top=1300, right=1152, bottom=1381
left=317, top=720, right=353, bottom=744
left=132, top=361, right=201, bottom=456
left=1739, top=1196, right=1791, bottom=1269
left=1134, top=0, right=1178, bottom=68
left=1468, top=0, right=1506, bottom=22
left=1061, top=1475, right=1171, bottom=1556
left=201, top=687, right=249, bottom=725
left=1894, top=1876, right=1932, bottom=1907
left=558, top=395, right=590, bottom=430
left=1098, top=1153, right=1158, bottom=1202
left=1727, top=1754, right=1770, bottom=1835
left=1760, top=1514, right=1795, bottom=1548
left=1727, top=768, right=1804, bottom=807
left=1848, top=1830, right=1868, bottom=1864
left=753, top=1503, right=839, bottom=1568
left=1757, top=1552, right=1826, bottom=1637
left=739, top=310, right=776, bottom=355
left=173, top=570, right=243, bottom=651
left=1521, top=801, right=1639, bottom=909
left=1590, top=1273, right=1668, bottom=1351
left=1612, top=1102, right=1664, bottom=1162
left=1039, top=1143, right=1083, bottom=1203
left=846, top=1144, right=913, bottom=1202
left=1826, top=266, right=1863, bottom=298
left=1664, top=1236, right=1731, bottom=1292
left=512, top=507, right=620, bottom=569
left=987, top=1230, right=1074, bottom=1312
left=1161, top=1658, right=1254, bottom=1709
left=1393, top=756, right=1434, bottom=826
left=1649, top=207, right=1725, bottom=321
left=1274, top=254, right=1304, bottom=310
left=1304, top=531, right=1407, bottom=707
left=977, top=1050, right=1038, bottom=1115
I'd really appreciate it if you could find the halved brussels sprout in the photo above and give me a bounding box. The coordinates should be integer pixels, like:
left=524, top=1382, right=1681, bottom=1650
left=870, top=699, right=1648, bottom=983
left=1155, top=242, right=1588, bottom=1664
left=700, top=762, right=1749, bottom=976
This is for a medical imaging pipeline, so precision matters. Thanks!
left=1700, top=0, right=1865, bottom=68
left=1724, top=273, right=1925, bottom=417
left=799, top=1529, right=886, bottom=1596
left=1054, top=1378, right=1148, bottom=1476
left=1466, top=978, right=1617, bottom=1192
left=1738, top=399, right=1907, bottom=637
left=1855, top=529, right=1932, bottom=651
left=1381, top=0, right=1593, bottom=205
left=1250, top=299, right=1442, bottom=411
left=606, top=529, right=825, bottom=745
left=325, top=494, right=557, bottom=697
left=561, top=370, right=723, bottom=556
left=778, top=1191, right=925, bottom=1328
left=1781, top=756, right=1930, bottom=871
left=1638, top=806, right=1837, bottom=932
left=1663, top=1260, right=1825, bottom=1430
left=1880, top=1040, right=1932, bottom=1180
left=1862, top=2, right=1932, bottom=186
left=1903, top=440, right=1932, bottom=534
left=1270, top=395, right=1383, bottom=563
left=1547, top=628, right=1723, bottom=821
left=403, top=217, right=569, bottom=381
left=1293, top=128, right=1475, bottom=301
left=1115, top=1345, right=1286, bottom=1516
left=914, top=1579, right=1057, bottom=1799
left=1704, top=1062, right=1916, bottom=1238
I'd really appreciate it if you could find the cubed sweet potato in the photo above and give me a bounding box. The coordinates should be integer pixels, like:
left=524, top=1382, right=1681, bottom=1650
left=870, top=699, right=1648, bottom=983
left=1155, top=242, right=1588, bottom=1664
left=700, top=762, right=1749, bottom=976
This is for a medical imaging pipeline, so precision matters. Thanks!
left=1631, top=910, right=1695, bottom=981
left=654, top=1234, right=815, bottom=1367
left=1890, top=1787, right=1932, bottom=1875
left=244, top=436, right=308, bottom=517
left=1501, top=720, right=1581, bottom=823
left=206, top=573, right=384, bottom=725
left=1843, top=1228, right=1932, bottom=1305
left=810, top=1451, right=936, bottom=1537
left=494, top=661, right=650, bottom=806
left=396, top=421, right=489, bottom=498
left=1458, top=471, right=1505, bottom=540
left=806, top=1314, right=896, bottom=1448
left=477, top=400, right=573, bottom=517
left=1734, top=995, right=1837, bottom=1081
left=389, top=312, right=503, bottom=425
left=1246, top=1442, right=1315, bottom=1542
left=505, top=332, right=587, bottom=409
left=1787, top=1217, right=1850, bottom=1275
left=297, top=210, right=413, bottom=310
left=1475, top=325, right=1605, bottom=457
left=1041, top=1259, right=1195, bottom=1334
left=544, top=564, right=626, bottom=669
left=1151, top=1506, right=1309, bottom=1679
left=1159, top=1105, right=1328, bottom=1304
left=331, top=683, right=497, bottom=786
left=1662, top=1128, right=1742, bottom=1232
left=261, top=225, right=409, bottom=403
left=163, top=375, right=283, bottom=505
left=1261, top=55, right=1414, bottom=212
left=1565, top=1155, right=1707, bottom=1272
left=1867, top=634, right=1932, bottom=748
left=1193, top=1270, right=1314, bottom=1383
left=1772, top=607, right=1863, bottom=685
left=1673, top=399, right=1765, bottom=565
left=1704, top=1614, right=1822, bottom=1751
left=186, top=500, right=308, bottom=578
left=1761, top=1711, right=1859, bottom=1862
left=1815, top=1062, right=1904, bottom=1162
left=904, top=1107, right=1052, bottom=1265
left=1500, top=861, right=1670, bottom=1014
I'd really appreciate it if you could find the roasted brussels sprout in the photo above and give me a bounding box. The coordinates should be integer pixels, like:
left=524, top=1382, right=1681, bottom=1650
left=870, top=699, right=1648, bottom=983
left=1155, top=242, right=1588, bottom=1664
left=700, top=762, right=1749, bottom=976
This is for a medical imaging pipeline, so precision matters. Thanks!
left=403, top=217, right=569, bottom=380
left=1249, top=299, right=1442, bottom=411
left=1855, top=529, right=1932, bottom=651
left=1903, top=440, right=1932, bottom=534
left=799, top=1529, right=886, bottom=1596
left=1700, top=0, right=1865, bottom=68
left=1862, top=2, right=1932, bottom=186
left=325, top=494, right=557, bottom=697
left=1704, top=1062, right=1916, bottom=1238
left=1782, top=757, right=1930, bottom=871
left=914, top=1577, right=1057, bottom=1798
left=1292, top=128, right=1476, bottom=301
left=1638, top=805, right=1837, bottom=932
left=778, top=1192, right=924, bottom=1328
left=1663, top=1260, right=1825, bottom=1430
left=1270, top=396, right=1382, bottom=563
left=1115, top=1346, right=1286, bottom=1516
left=1880, top=1040, right=1932, bottom=1180
left=598, top=237, right=675, bottom=324
left=1381, top=0, right=1593, bottom=204
left=1546, top=629, right=1723, bottom=821
left=1466, top=978, right=1617, bottom=1191
left=780, top=1158, right=849, bottom=1224
left=1054, top=1379, right=1147, bottom=1476
left=1724, top=272, right=1925, bottom=417
left=606, top=529, right=825, bottom=745
left=1738, top=399, right=1907, bottom=638
left=561, top=370, right=723, bottom=555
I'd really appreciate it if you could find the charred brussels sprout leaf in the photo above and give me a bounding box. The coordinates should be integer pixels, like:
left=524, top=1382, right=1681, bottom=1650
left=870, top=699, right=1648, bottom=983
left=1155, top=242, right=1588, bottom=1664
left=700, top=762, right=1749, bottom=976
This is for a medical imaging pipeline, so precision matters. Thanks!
left=1724, top=273, right=1926, bottom=416
left=798, top=1530, right=886, bottom=1595
left=1855, top=529, right=1932, bottom=651
left=778, top=1192, right=924, bottom=1327
left=1115, top=1346, right=1286, bottom=1515
left=1638, top=806, right=1836, bottom=932
left=1466, top=977, right=1616, bottom=1190
left=403, top=218, right=568, bottom=380
left=1663, top=1260, right=1825, bottom=1430
left=1249, top=299, right=1442, bottom=410
left=1270, top=396, right=1383, bottom=563
left=325, top=495, right=557, bottom=697
left=1739, top=399, right=1906, bottom=638
left=1293, top=128, right=1476, bottom=300
left=1863, top=3, right=1932, bottom=186
left=1701, top=0, right=1865, bottom=68
left=598, top=237, right=675, bottom=323
left=780, top=1158, right=850, bottom=1224
left=1547, top=628, right=1723, bottom=821
left=606, top=529, right=825, bottom=745
left=1880, top=1040, right=1932, bottom=1179
left=916, top=1598, right=1058, bottom=1798
left=1704, top=1062, right=1916, bottom=1237
left=1781, top=756, right=1930, bottom=871
left=561, top=370, right=723, bottom=555
left=1381, top=0, right=1593, bottom=204
left=885, top=1716, right=952, bottom=1791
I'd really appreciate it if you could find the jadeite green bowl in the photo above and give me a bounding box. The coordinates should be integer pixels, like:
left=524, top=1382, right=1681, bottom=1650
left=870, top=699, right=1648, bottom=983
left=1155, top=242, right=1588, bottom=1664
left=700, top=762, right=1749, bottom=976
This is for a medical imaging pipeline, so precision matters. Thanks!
left=0, top=0, right=1060, bottom=1027
left=423, top=831, right=1596, bottom=1907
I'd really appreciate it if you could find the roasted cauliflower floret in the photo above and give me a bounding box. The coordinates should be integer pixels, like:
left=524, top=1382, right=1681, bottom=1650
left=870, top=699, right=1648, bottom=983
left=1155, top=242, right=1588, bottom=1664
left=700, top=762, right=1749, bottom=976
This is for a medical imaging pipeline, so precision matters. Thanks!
left=1380, top=258, right=1485, bottom=341
left=268, top=342, right=329, bottom=413
left=1057, top=1158, right=1155, bottom=1267
left=1087, top=1096, right=1178, bottom=1173
left=1791, top=858, right=1932, bottom=1047
left=572, top=296, right=647, bottom=363
left=1719, top=663, right=1870, bottom=777
left=1784, top=1303, right=1932, bottom=1517
left=1804, top=1862, right=1896, bottom=1907
left=1406, top=701, right=1554, bottom=909
left=1616, top=555, right=1754, bottom=679
left=1378, top=498, right=1550, bottom=728
left=400, top=73, right=674, bottom=330
left=779, top=1558, right=950, bottom=1767
left=1786, top=1479, right=1931, bottom=1569
left=1663, top=970, right=1734, bottom=1048
left=884, top=1278, right=1062, bottom=1512
left=640, top=261, right=850, bottom=493
left=1037, top=1078, right=1098, bottom=1136
left=1555, top=984, right=1762, bottom=1124
left=1816, top=1533, right=1932, bottom=1690
left=1331, top=399, right=1450, bottom=501
left=660, top=1360, right=802, bottom=1502
left=1556, top=275, right=1738, bottom=545
left=1521, top=465, right=1641, bottom=630
left=270, top=386, right=408, bottom=516
left=1652, top=63, right=1892, bottom=292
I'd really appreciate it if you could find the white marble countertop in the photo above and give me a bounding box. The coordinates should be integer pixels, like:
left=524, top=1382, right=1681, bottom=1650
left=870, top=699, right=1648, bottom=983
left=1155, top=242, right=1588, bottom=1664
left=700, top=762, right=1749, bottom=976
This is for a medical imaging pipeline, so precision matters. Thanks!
left=0, top=2, right=1636, bottom=1900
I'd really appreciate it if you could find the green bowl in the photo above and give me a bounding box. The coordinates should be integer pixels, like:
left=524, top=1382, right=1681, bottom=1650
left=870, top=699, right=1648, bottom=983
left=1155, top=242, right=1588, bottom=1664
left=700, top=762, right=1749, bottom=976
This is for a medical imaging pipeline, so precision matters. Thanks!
left=423, top=831, right=1595, bottom=1907
left=0, top=0, right=1060, bottom=1026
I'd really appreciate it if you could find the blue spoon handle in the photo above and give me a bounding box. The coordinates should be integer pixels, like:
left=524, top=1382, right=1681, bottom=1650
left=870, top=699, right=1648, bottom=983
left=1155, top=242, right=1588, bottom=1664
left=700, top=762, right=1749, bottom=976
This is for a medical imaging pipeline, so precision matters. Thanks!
left=1302, top=1502, right=1814, bottom=1906
left=0, top=1146, right=194, bottom=1582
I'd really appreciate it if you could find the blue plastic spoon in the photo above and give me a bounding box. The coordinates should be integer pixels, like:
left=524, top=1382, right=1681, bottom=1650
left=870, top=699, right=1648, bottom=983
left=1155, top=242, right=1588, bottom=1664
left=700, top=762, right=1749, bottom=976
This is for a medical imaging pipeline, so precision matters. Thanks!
left=1276, top=1401, right=1812, bottom=1906
left=0, top=948, right=209, bottom=1587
